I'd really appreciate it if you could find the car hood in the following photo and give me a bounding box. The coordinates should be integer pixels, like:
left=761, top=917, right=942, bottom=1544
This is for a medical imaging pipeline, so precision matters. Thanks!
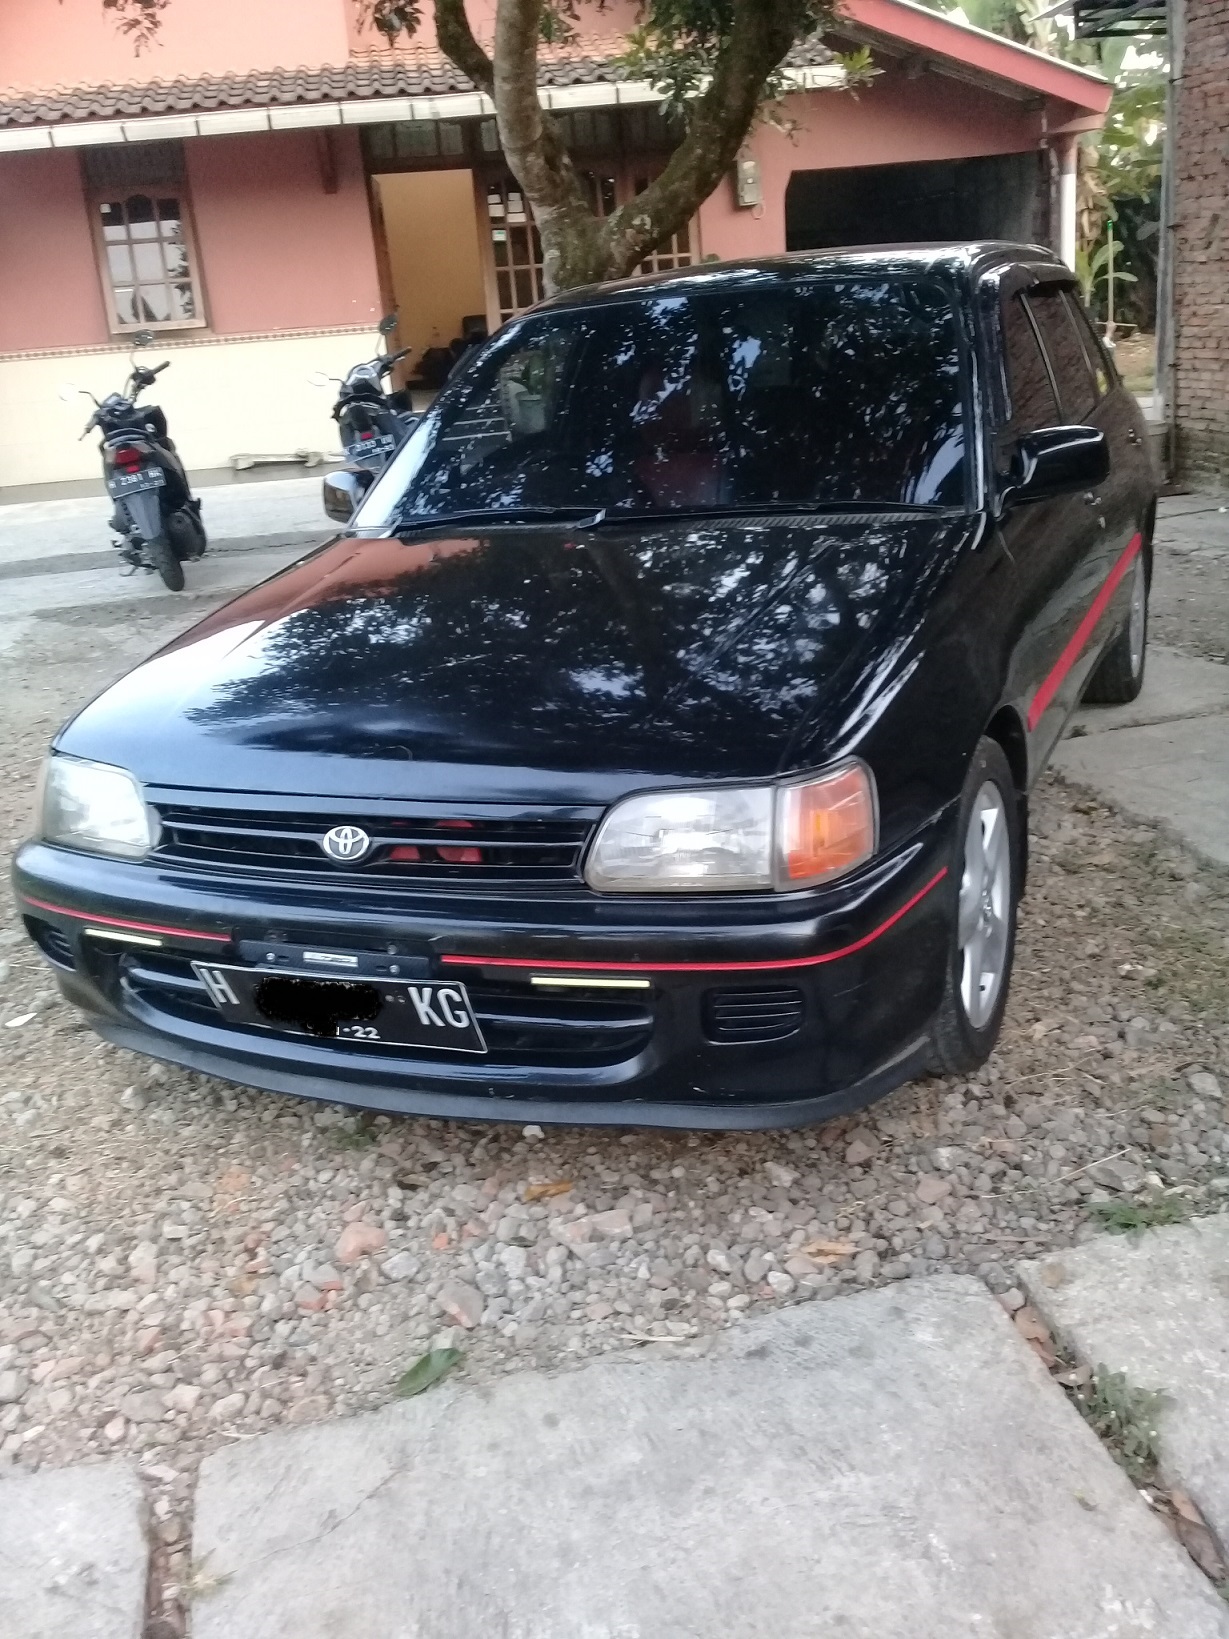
left=58, top=515, right=973, bottom=803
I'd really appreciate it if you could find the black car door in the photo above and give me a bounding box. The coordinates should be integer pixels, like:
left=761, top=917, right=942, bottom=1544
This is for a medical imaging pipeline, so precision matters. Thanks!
left=1015, top=283, right=1140, bottom=753
left=992, top=275, right=1102, bottom=778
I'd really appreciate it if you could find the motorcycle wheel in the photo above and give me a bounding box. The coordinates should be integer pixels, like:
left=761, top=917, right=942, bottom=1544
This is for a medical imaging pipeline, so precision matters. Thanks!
left=167, top=507, right=207, bottom=561
left=146, top=533, right=185, bottom=592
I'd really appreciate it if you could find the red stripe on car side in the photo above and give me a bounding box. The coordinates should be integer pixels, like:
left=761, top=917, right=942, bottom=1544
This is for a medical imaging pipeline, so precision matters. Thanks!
left=440, top=866, right=949, bottom=976
left=1026, top=530, right=1144, bottom=732
left=20, top=895, right=230, bottom=944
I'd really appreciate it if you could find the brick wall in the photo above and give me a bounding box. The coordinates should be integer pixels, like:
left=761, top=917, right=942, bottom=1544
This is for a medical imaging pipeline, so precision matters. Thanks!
left=1174, top=0, right=1229, bottom=488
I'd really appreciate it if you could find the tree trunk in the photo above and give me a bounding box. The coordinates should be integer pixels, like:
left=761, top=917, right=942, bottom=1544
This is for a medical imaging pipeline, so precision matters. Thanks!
left=435, top=0, right=825, bottom=295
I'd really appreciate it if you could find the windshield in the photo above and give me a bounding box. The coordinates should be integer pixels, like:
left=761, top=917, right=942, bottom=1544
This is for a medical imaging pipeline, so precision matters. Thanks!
left=356, top=276, right=968, bottom=530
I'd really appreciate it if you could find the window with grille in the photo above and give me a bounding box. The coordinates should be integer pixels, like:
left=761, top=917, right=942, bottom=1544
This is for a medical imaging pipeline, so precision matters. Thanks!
left=84, top=142, right=206, bottom=334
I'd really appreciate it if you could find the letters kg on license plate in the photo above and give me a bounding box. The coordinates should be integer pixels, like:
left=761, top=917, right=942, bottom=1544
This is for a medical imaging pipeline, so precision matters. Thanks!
left=191, top=963, right=487, bottom=1054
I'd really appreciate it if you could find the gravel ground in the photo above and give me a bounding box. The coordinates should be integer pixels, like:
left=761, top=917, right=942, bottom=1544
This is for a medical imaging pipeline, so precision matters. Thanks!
left=2, top=584, right=1229, bottom=1632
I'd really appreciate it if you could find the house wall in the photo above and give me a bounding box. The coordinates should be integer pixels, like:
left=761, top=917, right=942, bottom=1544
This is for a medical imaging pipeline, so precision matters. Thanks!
left=1173, top=0, right=1229, bottom=488
left=0, top=127, right=383, bottom=486
left=698, top=68, right=1044, bottom=260
left=0, top=0, right=348, bottom=95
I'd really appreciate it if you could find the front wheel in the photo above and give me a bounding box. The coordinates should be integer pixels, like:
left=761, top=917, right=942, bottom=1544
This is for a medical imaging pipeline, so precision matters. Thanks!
left=146, top=533, right=185, bottom=592
left=928, top=737, right=1021, bottom=1076
left=1083, top=550, right=1148, bottom=705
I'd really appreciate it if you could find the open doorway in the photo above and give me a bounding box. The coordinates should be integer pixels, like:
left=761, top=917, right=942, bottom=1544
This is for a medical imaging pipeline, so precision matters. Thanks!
left=372, top=170, right=489, bottom=390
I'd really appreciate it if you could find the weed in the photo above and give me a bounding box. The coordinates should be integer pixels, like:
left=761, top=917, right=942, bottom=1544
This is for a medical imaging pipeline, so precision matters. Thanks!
left=182, top=1554, right=233, bottom=1602
left=334, top=1118, right=378, bottom=1150
left=1073, top=1367, right=1165, bottom=1484
left=1088, top=1195, right=1190, bottom=1234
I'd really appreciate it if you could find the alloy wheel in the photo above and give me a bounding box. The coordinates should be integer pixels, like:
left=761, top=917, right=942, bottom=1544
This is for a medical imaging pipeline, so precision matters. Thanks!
left=958, top=780, right=1012, bottom=1030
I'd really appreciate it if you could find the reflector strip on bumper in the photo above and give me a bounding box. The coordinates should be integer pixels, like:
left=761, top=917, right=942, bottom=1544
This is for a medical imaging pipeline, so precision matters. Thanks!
left=441, top=866, right=948, bottom=976
left=1027, top=530, right=1143, bottom=732
left=20, top=895, right=230, bottom=944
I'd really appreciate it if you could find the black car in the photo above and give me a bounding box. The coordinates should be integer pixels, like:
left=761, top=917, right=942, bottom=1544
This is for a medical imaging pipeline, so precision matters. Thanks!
left=14, top=245, right=1155, bottom=1130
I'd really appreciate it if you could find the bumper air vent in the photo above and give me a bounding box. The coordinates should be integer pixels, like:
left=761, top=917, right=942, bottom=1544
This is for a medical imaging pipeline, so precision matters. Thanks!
left=25, top=918, right=76, bottom=972
left=702, top=986, right=805, bottom=1045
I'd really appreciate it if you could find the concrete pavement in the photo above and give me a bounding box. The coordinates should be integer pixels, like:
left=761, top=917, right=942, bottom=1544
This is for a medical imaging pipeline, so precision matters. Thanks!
left=1024, top=1217, right=1229, bottom=1552
left=185, top=1276, right=1228, bottom=1639
left=1055, top=645, right=1229, bottom=868
left=0, top=1459, right=146, bottom=1639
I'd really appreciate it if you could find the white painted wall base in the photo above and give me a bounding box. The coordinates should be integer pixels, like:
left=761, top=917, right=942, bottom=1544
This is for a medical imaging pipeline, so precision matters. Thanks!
left=0, top=327, right=381, bottom=488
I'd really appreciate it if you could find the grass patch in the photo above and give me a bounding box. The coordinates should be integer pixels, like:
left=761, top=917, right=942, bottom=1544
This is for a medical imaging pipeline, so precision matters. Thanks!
left=1073, top=1367, right=1165, bottom=1484
left=334, top=1116, right=378, bottom=1150
left=1088, top=1195, right=1190, bottom=1234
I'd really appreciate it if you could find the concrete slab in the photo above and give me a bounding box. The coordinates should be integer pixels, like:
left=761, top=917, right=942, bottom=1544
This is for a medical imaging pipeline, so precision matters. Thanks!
left=1071, top=645, right=1229, bottom=734
left=1054, top=711, right=1229, bottom=867
left=191, top=1276, right=1229, bottom=1639
left=0, top=475, right=332, bottom=568
left=1023, top=1217, right=1229, bottom=1549
left=0, top=1459, right=146, bottom=1639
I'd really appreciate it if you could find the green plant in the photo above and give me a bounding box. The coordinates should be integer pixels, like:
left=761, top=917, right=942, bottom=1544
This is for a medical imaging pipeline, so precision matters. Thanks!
left=1088, top=1194, right=1189, bottom=1233
left=1074, top=1367, right=1165, bottom=1483
left=1076, top=234, right=1138, bottom=311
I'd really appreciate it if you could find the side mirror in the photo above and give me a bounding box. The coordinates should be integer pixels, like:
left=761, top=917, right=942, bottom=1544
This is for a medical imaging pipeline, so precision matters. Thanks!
left=132, top=328, right=156, bottom=349
left=379, top=313, right=399, bottom=336
left=1003, top=425, right=1110, bottom=509
left=306, top=370, right=333, bottom=389
left=322, top=466, right=374, bottom=524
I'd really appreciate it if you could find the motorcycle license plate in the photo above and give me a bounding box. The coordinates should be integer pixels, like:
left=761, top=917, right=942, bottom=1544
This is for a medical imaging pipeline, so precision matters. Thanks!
left=346, top=434, right=397, bottom=463
left=108, top=468, right=166, bottom=497
left=192, top=963, right=487, bottom=1054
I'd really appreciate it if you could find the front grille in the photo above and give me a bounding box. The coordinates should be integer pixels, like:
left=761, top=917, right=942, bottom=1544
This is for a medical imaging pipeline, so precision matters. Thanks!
left=25, top=918, right=76, bottom=971
left=119, top=953, right=653, bottom=1067
left=153, top=806, right=594, bottom=887
left=703, top=986, right=805, bottom=1044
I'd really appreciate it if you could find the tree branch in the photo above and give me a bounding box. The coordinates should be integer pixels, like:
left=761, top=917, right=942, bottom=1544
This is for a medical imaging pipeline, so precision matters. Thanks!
left=602, top=0, right=826, bottom=274
left=433, top=0, right=495, bottom=94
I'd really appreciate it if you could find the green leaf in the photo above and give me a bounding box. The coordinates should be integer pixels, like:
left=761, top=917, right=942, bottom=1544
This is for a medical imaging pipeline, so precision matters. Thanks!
left=394, top=1348, right=463, bottom=1398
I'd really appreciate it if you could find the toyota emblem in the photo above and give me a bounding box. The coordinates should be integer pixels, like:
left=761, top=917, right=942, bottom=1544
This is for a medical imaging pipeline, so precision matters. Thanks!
left=321, top=824, right=372, bottom=863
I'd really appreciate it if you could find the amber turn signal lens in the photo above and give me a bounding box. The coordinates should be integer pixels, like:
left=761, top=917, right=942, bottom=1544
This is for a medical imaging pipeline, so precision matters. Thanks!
left=776, top=763, right=876, bottom=888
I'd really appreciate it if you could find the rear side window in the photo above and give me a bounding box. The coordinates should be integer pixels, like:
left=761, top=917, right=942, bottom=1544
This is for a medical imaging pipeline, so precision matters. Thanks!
left=1002, top=294, right=1059, bottom=434
left=1064, top=291, right=1115, bottom=398
left=1025, top=286, right=1099, bottom=422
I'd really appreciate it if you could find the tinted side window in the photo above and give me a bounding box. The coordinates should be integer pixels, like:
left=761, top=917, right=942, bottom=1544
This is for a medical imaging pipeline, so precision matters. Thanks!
left=1002, top=294, right=1059, bottom=433
left=1026, top=287, right=1099, bottom=421
left=1064, top=291, right=1115, bottom=398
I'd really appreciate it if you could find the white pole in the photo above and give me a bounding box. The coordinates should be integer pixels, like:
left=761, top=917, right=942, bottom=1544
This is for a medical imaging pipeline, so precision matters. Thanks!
left=1059, top=135, right=1078, bottom=271
left=1106, top=220, right=1115, bottom=341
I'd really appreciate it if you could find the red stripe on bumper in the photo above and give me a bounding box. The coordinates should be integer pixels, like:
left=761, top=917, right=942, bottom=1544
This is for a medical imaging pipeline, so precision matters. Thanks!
left=440, top=866, right=949, bottom=976
left=1027, top=530, right=1143, bottom=732
left=20, top=896, right=230, bottom=944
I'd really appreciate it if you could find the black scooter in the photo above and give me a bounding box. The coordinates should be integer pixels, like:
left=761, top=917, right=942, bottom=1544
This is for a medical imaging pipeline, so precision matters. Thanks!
left=64, top=330, right=206, bottom=592
left=316, top=314, right=418, bottom=481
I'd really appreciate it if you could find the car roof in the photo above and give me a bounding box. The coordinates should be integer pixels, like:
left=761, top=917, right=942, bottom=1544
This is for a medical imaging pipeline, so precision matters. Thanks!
left=533, top=241, right=1070, bottom=313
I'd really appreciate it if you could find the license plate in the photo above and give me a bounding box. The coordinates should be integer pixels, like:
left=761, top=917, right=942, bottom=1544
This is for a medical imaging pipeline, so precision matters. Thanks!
left=191, top=963, right=487, bottom=1054
left=345, top=434, right=397, bottom=463
left=108, top=467, right=166, bottom=496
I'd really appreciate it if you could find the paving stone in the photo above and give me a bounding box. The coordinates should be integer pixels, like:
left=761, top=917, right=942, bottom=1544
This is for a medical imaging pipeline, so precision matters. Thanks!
left=0, top=1459, right=146, bottom=1639
left=190, top=1276, right=1229, bottom=1639
left=1023, top=1216, right=1229, bottom=1547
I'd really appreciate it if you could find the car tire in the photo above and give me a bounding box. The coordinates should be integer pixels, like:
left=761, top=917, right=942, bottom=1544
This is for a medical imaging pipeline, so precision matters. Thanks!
left=1082, top=550, right=1148, bottom=705
left=147, top=533, right=185, bottom=592
left=928, top=736, right=1020, bottom=1077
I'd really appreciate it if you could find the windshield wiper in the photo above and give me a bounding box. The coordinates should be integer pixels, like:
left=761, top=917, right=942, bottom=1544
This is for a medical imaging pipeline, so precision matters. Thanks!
left=595, top=501, right=957, bottom=525
left=394, top=505, right=607, bottom=532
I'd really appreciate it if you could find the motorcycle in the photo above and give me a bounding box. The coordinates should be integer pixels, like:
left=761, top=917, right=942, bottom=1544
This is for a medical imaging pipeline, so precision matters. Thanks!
left=313, top=314, right=418, bottom=485
left=62, top=329, right=206, bottom=592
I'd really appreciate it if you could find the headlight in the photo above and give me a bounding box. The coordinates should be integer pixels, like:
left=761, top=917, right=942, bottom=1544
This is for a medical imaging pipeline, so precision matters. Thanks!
left=38, top=754, right=159, bottom=858
left=584, top=761, right=876, bottom=894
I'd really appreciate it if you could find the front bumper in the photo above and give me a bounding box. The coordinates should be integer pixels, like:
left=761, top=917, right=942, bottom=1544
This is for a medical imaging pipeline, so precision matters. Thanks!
left=13, top=807, right=956, bottom=1130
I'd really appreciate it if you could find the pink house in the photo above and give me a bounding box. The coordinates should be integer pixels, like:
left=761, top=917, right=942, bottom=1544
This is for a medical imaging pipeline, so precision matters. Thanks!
left=0, top=0, right=1110, bottom=486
